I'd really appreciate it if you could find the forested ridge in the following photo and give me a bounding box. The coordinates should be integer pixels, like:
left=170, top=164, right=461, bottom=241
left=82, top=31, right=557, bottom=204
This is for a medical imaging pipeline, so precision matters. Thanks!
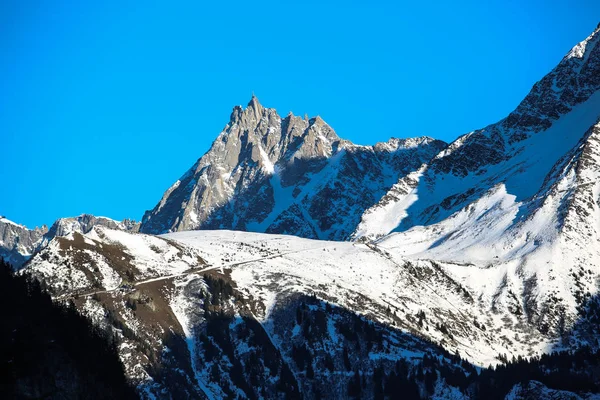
left=0, top=258, right=136, bottom=399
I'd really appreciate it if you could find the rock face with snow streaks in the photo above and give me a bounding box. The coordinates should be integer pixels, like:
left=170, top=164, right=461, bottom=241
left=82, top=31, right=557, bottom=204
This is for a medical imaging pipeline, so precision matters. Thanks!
left=353, top=24, right=600, bottom=351
left=8, top=22, right=600, bottom=400
left=140, top=95, right=446, bottom=240
left=0, top=217, right=47, bottom=267
left=0, top=214, right=140, bottom=268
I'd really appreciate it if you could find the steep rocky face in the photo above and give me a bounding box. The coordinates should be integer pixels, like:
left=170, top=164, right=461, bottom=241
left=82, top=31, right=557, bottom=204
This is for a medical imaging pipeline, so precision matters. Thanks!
left=0, top=217, right=47, bottom=267
left=140, top=96, right=446, bottom=239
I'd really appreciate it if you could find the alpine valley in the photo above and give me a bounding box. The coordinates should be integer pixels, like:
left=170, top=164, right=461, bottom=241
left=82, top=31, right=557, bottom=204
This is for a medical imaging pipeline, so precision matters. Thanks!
left=4, top=24, right=600, bottom=400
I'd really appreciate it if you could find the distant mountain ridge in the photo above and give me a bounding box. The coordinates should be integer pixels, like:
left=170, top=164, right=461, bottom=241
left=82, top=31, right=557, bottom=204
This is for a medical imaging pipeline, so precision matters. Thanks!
left=0, top=216, right=47, bottom=267
left=0, top=214, right=139, bottom=268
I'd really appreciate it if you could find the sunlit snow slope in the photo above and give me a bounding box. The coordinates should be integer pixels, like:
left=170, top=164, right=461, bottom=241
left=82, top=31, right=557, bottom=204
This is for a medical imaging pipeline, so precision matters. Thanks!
left=351, top=25, right=600, bottom=343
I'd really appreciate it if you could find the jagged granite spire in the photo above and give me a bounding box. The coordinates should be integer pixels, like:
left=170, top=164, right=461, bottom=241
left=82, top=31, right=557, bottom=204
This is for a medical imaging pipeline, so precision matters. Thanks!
left=140, top=98, right=445, bottom=238
left=0, top=217, right=47, bottom=268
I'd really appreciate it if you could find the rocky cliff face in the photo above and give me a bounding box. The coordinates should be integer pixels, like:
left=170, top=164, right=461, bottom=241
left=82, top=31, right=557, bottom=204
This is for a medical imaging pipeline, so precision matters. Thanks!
left=0, top=217, right=47, bottom=267
left=139, top=96, right=446, bottom=239
left=41, top=214, right=140, bottom=246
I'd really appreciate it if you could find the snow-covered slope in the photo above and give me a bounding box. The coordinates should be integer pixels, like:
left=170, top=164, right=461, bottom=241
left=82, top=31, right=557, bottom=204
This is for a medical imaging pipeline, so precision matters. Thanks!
left=26, top=226, right=204, bottom=296
left=26, top=228, right=504, bottom=365
left=355, top=25, right=600, bottom=242
left=164, top=230, right=559, bottom=366
left=348, top=25, right=600, bottom=345
left=22, top=227, right=600, bottom=398
left=139, top=95, right=446, bottom=240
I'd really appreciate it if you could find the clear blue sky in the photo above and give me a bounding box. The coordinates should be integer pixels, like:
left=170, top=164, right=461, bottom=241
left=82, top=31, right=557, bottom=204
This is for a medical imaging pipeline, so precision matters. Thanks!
left=1, top=1, right=598, bottom=228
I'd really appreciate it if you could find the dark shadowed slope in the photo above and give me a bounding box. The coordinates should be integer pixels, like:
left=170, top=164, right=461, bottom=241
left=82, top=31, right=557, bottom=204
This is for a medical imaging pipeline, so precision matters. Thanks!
left=0, top=258, right=136, bottom=399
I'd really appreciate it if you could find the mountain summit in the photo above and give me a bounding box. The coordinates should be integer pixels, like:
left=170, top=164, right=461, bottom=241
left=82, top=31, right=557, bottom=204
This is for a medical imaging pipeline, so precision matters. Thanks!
left=137, top=24, right=600, bottom=348
left=139, top=96, right=446, bottom=239
left=140, top=24, right=600, bottom=243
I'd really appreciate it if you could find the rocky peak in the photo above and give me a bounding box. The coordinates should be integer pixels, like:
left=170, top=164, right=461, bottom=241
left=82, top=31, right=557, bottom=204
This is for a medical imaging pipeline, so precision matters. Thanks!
left=247, top=93, right=263, bottom=119
left=502, top=24, right=600, bottom=137
left=228, top=95, right=266, bottom=125
left=218, top=96, right=341, bottom=171
left=140, top=95, right=445, bottom=237
left=35, top=214, right=139, bottom=251
left=373, top=136, right=439, bottom=153
left=46, top=214, right=138, bottom=237
left=0, top=217, right=48, bottom=268
left=0, top=212, right=141, bottom=269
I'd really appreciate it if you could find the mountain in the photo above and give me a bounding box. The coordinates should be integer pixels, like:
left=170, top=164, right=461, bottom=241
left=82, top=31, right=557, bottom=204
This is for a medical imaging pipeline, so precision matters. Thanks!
left=21, top=228, right=600, bottom=399
left=8, top=23, right=600, bottom=400
left=40, top=214, right=140, bottom=247
left=0, top=217, right=47, bottom=267
left=349, top=24, right=600, bottom=344
left=140, top=24, right=600, bottom=248
left=0, top=214, right=140, bottom=269
left=139, top=95, right=446, bottom=240
left=354, top=23, right=600, bottom=241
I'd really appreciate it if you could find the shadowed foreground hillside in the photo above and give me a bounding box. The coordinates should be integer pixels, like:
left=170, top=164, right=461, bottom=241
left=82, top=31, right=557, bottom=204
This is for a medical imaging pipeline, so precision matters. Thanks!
left=0, top=258, right=136, bottom=399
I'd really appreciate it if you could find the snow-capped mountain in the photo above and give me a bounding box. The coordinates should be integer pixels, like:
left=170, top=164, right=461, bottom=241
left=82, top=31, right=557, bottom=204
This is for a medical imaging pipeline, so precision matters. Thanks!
left=8, top=23, right=600, bottom=400
left=0, top=217, right=47, bottom=267
left=22, top=227, right=600, bottom=398
left=141, top=25, right=600, bottom=250
left=354, top=24, right=600, bottom=241
left=0, top=214, right=140, bottom=268
left=40, top=214, right=140, bottom=247
left=350, top=24, right=600, bottom=344
left=139, top=95, right=446, bottom=240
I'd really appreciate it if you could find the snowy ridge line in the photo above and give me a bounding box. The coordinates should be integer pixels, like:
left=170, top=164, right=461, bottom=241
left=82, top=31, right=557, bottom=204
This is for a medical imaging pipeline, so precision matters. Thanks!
left=0, top=216, right=27, bottom=228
